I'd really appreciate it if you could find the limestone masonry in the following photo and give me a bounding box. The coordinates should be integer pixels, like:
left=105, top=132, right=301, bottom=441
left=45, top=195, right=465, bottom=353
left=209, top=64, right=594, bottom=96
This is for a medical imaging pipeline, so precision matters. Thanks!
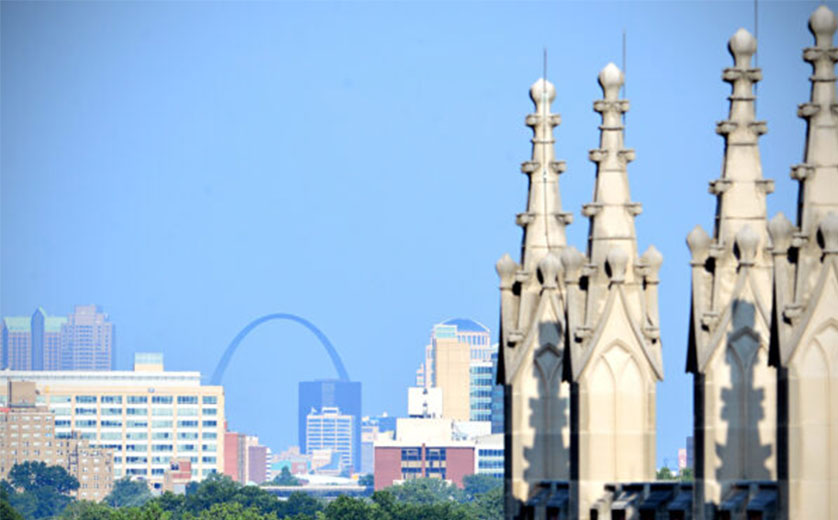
left=497, top=6, right=838, bottom=520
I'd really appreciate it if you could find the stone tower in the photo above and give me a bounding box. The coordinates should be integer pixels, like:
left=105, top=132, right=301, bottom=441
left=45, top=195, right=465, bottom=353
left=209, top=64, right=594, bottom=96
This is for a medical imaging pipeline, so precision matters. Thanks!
left=563, top=63, right=663, bottom=520
left=768, top=6, right=838, bottom=519
left=496, top=77, right=573, bottom=515
left=686, top=29, right=777, bottom=519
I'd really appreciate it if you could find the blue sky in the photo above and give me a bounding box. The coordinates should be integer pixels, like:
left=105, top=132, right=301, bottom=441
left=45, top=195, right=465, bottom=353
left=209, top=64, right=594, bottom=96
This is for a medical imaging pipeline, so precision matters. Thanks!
left=1, top=1, right=828, bottom=467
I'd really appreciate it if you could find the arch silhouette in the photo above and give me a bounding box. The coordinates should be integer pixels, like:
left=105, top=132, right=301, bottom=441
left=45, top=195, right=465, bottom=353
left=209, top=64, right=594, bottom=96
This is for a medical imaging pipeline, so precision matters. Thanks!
left=210, top=313, right=350, bottom=385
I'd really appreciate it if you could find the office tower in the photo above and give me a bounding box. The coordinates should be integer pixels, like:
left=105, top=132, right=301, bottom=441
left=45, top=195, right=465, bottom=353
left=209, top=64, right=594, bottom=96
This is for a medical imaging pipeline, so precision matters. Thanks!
left=0, top=353, right=225, bottom=490
left=305, top=406, right=353, bottom=474
left=61, top=305, right=114, bottom=371
left=298, top=379, right=361, bottom=472
left=0, top=381, right=114, bottom=502
left=1, top=317, right=31, bottom=370
left=420, top=318, right=493, bottom=422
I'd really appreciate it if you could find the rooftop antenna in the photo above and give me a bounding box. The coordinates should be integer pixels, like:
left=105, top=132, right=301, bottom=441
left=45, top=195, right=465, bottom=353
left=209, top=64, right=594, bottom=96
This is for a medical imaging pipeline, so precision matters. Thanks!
left=622, top=29, right=627, bottom=132
left=754, top=0, right=758, bottom=110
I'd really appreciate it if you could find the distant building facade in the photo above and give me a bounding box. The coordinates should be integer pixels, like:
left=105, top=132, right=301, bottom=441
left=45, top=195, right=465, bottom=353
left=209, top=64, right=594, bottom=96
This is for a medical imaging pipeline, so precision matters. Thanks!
left=416, top=318, right=501, bottom=424
left=1, top=306, right=110, bottom=371
left=0, top=381, right=114, bottom=502
left=306, top=406, right=353, bottom=474
left=298, top=379, right=361, bottom=472
left=0, top=353, right=224, bottom=490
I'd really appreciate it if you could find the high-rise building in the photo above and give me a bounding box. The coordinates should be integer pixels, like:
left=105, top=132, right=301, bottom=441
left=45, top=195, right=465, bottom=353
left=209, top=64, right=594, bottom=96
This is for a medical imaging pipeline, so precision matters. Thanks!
left=0, top=353, right=225, bottom=490
left=298, top=380, right=361, bottom=472
left=0, top=381, right=114, bottom=502
left=417, top=319, right=497, bottom=423
left=305, top=406, right=353, bottom=474
left=61, top=305, right=114, bottom=371
left=1, top=306, right=103, bottom=371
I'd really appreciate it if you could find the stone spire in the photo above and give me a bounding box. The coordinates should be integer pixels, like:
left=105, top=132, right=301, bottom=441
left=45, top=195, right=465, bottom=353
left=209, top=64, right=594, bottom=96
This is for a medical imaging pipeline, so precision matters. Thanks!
left=768, top=9, right=838, bottom=518
left=711, top=29, right=774, bottom=251
left=687, top=29, right=776, bottom=520
left=583, top=63, right=641, bottom=277
left=496, top=78, right=572, bottom=514
left=519, top=78, right=572, bottom=274
left=793, top=6, right=838, bottom=238
left=564, top=63, right=662, bottom=520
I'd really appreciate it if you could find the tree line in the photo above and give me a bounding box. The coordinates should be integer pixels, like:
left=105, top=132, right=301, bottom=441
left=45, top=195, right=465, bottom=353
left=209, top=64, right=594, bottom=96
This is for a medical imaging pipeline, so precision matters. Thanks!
left=1, top=462, right=503, bottom=520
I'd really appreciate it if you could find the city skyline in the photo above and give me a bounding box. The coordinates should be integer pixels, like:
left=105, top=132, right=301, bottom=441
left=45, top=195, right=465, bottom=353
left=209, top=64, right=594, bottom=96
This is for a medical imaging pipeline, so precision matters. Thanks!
left=1, top=1, right=825, bottom=462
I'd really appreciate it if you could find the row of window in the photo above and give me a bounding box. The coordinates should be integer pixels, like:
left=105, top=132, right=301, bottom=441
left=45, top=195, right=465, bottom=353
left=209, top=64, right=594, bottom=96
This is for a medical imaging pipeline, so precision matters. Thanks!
left=54, top=419, right=218, bottom=429
left=67, top=395, right=216, bottom=405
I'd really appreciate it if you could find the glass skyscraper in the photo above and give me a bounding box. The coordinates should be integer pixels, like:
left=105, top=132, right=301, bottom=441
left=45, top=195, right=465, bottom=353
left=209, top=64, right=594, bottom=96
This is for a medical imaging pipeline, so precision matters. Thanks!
left=298, top=379, right=361, bottom=472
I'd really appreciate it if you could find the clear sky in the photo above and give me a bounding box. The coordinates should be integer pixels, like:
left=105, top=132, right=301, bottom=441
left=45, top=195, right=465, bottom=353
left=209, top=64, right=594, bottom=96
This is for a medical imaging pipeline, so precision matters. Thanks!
left=1, top=1, right=829, bottom=467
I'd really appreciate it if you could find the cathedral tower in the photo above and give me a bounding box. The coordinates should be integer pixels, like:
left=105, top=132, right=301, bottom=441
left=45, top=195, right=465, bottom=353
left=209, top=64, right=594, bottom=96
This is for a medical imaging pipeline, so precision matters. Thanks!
left=563, top=63, right=663, bottom=519
left=769, top=6, right=838, bottom=519
left=686, top=29, right=777, bottom=519
left=497, top=78, right=573, bottom=516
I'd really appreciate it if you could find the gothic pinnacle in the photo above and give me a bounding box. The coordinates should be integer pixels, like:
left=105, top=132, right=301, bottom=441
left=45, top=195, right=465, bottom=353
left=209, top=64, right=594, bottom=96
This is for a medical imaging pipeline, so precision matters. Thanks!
left=519, top=77, right=570, bottom=274
left=585, top=63, right=640, bottom=279
left=792, top=5, right=838, bottom=239
left=711, top=28, right=772, bottom=254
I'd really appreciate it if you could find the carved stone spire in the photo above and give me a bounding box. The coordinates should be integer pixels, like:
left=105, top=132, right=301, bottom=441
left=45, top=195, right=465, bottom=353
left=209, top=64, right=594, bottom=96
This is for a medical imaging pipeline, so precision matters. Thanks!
left=688, top=29, right=776, bottom=520
left=584, top=63, right=640, bottom=279
left=793, top=6, right=838, bottom=238
left=519, top=78, right=572, bottom=274
left=769, top=9, right=838, bottom=519
left=711, top=29, right=774, bottom=254
left=496, top=79, right=571, bottom=514
left=565, top=64, right=662, bottom=520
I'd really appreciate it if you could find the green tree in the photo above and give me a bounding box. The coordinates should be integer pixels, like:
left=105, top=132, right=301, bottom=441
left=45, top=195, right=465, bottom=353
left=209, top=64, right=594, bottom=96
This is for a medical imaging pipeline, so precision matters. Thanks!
left=5, top=462, right=80, bottom=519
left=266, top=467, right=300, bottom=486
left=384, top=478, right=464, bottom=505
left=469, top=486, right=503, bottom=520
left=0, top=486, right=24, bottom=520
left=182, top=502, right=278, bottom=520
left=324, top=495, right=373, bottom=520
left=461, top=474, right=501, bottom=502
left=59, top=500, right=117, bottom=520
left=104, top=477, right=153, bottom=508
left=679, top=467, right=694, bottom=482
left=656, top=467, right=675, bottom=480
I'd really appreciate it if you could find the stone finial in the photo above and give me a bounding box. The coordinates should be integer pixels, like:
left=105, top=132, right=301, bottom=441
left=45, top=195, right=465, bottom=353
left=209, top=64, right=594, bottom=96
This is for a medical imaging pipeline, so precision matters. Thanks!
left=497, top=254, right=518, bottom=289
left=687, top=225, right=712, bottom=264
left=819, top=213, right=838, bottom=254
left=641, top=246, right=664, bottom=283
left=606, top=247, right=629, bottom=283
left=810, top=5, right=838, bottom=47
left=598, top=62, right=624, bottom=101
left=768, top=213, right=795, bottom=254
left=729, top=28, right=757, bottom=68
left=538, top=252, right=562, bottom=289
left=560, top=246, right=586, bottom=282
left=735, top=225, right=760, bottom=266
left=530, top=78, right=557, bottom=107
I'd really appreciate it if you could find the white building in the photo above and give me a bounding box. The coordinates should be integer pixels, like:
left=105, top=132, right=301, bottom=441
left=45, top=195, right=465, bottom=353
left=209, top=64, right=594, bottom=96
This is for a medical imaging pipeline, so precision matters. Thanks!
left=305, top=406, right=353, bottom=473
left=0, top=353, right=224, bottom=490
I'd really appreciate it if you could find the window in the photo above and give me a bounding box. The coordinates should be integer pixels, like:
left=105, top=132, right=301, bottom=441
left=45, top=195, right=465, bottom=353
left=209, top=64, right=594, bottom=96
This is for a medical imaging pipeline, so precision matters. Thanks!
left=101, top=420, right=123, bottom=428
left=126, top=432, right=147, bottom=440
left=75, top=420, right=97, bottom=428
left=127, top=421, right=147, bottom=428
left=202, top=432, right=217, bottom=440
left=202, top=396, right=217, bottom=405
left=126, top=408, right=147, bottom=416
left=177, top=396, right=198, bottom=405
left=152, top=408, right=172, bottom=416
left=202, top=408, right=217, bottom=416
left=202, top=421, right=217, bottom=428
left=152, top=421, right=172, bottom=428
left=152, top=432, right=171, bottom=440
left=178, top=432, right=198, bottom=440
left=202, top=456, right=216, bottom=464
left=178, top=444, right=196, bottom=452
left=178, top=408, right=198, bottom=416
left=202, top=444, right=216, bottom=452
left=127, top=396, right=148, bottom=404
left=178, top=421, right=198, bottom=428
left=101, top=408, right=122, bottom=416
left=102, top=396, right=122, bottom=404
left=152, top=396, right=172, bottom=404
left=76, top=396, right=97, bottom=404
left=152, top=445, right=173, bottom=452
left=75, top=408, right=96, bottom=415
